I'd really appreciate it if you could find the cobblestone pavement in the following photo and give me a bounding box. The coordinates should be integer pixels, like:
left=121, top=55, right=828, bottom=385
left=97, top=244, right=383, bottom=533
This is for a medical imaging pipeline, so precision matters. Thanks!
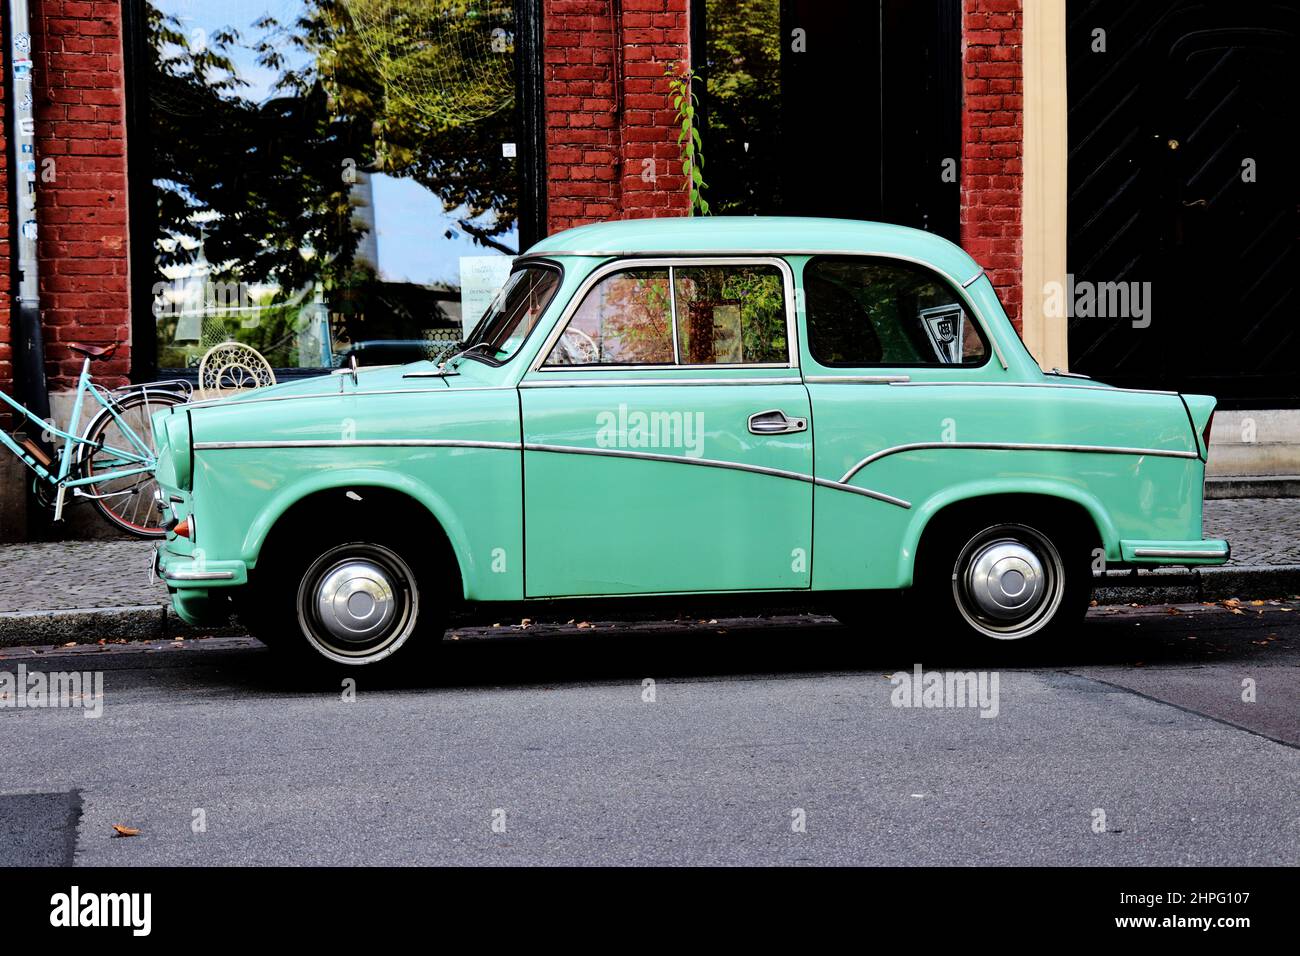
left=0, top=540, right=162, bottom=612
left=0, top=499, right=1295, bottom=615
left=1203, top=497, right=1300, bottom=566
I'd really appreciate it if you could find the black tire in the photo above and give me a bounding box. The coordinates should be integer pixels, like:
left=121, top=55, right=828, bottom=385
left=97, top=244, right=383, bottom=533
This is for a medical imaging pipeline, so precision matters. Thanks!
left=919, top=514, right=1092, bottom=644
left=82, top=389, right=187, bottom=538
left=237, top=527, right=445, bottom=671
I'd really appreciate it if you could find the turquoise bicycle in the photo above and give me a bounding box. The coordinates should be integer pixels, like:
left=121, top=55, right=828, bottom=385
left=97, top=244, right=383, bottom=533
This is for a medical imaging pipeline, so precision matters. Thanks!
left=0, top=341, right=190, bottom=538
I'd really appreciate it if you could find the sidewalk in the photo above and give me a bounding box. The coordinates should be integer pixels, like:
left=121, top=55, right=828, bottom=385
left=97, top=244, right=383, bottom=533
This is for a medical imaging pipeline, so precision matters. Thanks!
left=0, top=498, right=1296, bottom=647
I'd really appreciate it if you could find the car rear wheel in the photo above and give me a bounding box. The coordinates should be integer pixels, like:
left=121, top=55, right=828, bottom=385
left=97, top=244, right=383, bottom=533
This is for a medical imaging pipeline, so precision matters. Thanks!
left=926, top=518, right=1091, bottom=643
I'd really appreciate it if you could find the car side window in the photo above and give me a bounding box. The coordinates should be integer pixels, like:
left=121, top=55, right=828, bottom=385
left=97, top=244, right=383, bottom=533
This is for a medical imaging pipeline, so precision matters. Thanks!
left=545, top=262, right=789, bottom=367
left=544, top=268, right=674, bottom=366
left=804, top=257, right=988, bottom=367
left=673, top=265, right=786, bottom=365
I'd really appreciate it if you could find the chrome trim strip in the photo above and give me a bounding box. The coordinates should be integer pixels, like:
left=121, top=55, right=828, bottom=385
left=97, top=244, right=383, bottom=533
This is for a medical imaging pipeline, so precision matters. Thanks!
left=520, top=248, right=974, bottom=287
left=519, top=376, right=803, bottom=388
left=812, top=477, right=911, bottom=508
left=840, top=441, right=1200, bottom=483
left=163, top=569, right=235, bottom=582
left=961, top=268, right=984, bottom=289
left=887, top=380, right=1180, bottom=397
left=667, top=265, right=681, bottom=364
left=528, top=256, right=800, bottom=373
left=804, top=375, right=911, bottom=384
left=524, top=442, right=911, bottom=509
left=186, top=386, right=450, bottom=410
left=187, top=389, right=341, bottom=409
left=1132, top=547, right=1229, bottom=559
left=193, top=439, right=522, bottom=451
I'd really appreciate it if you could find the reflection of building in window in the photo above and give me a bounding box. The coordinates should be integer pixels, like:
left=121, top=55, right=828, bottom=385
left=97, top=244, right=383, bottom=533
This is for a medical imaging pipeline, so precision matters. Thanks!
left=146, top=0, right=521, bottom=372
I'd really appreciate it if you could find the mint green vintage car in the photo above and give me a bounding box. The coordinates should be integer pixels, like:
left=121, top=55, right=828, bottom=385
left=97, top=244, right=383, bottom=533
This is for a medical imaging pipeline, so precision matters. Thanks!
left=152, top=217, right=1228, bottom=667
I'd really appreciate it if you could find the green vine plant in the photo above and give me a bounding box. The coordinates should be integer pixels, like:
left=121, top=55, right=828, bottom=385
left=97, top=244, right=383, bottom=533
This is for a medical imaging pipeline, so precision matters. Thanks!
left=665, top=63, right=710, bottom=216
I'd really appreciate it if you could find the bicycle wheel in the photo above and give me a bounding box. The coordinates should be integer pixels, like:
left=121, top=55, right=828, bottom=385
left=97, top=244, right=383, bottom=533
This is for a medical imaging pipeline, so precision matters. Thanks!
left=82, top=389, right=187, bottom=538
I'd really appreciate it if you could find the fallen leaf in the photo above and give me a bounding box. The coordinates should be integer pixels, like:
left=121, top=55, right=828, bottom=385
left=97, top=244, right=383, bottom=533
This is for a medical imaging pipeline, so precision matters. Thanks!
left=112, top=825, right=140, bottom=837
left=63, top=642, right=76, bottom=648
left=1251, top=600, right=1266, bottom=606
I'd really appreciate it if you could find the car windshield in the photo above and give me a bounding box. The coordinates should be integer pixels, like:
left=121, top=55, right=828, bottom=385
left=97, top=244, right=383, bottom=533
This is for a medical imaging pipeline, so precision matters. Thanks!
left=457, top=266, right=561, bottom=365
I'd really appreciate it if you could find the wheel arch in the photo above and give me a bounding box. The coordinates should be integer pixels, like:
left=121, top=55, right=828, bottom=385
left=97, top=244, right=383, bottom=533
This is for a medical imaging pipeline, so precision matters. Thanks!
left=898, top=482, right=1115, bottom=587
left=241, top=470, right=472, bottom=599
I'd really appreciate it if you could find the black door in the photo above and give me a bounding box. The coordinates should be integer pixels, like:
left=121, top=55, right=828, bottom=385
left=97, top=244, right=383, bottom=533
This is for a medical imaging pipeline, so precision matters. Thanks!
left=1067, top=1, right=1300, bottom=406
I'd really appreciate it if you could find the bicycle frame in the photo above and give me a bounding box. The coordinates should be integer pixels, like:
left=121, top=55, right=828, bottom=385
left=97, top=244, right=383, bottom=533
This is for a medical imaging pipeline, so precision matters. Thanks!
left=0, top=356, right=159, bottom=521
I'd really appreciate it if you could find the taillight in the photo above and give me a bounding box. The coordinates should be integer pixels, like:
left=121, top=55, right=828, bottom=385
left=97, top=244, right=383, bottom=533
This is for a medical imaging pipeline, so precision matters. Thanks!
left=1202, top=412, right=1214, bottom=453
left=173, top=516, right=193, bottom=539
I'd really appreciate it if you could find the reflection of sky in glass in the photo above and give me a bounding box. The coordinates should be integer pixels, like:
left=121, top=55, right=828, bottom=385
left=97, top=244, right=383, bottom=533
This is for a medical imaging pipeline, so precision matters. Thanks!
left=156, top=0, right=514, bottom=286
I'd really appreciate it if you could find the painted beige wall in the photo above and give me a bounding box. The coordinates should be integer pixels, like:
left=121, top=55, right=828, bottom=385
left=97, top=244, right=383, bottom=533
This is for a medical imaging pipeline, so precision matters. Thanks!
left=1020, top=0, right=1070, bottom=370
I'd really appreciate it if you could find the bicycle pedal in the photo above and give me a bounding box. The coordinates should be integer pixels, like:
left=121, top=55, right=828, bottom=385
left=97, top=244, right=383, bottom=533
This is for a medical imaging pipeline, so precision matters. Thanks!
left=11, top=432, right=53, bottom=468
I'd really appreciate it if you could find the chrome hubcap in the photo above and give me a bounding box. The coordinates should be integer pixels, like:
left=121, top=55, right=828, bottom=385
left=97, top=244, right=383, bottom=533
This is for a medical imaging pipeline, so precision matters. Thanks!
left=314, top=560, right=397, bottom=644
left=965, top=540, right=1045, bottom=621
left=952, top=524, right=1065, bottom=639
left=297, top=543, right=418, bottom=663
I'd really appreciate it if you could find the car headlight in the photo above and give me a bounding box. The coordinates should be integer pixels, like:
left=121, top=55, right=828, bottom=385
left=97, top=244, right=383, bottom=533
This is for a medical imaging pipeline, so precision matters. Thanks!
left=155, top=410, right=192, bottom=491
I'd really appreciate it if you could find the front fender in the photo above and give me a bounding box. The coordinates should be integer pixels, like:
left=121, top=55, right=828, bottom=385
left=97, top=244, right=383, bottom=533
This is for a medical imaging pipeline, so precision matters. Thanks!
left=240, top=467, right=479, bottom=599
left=897, top=478, right=1121, bottom=587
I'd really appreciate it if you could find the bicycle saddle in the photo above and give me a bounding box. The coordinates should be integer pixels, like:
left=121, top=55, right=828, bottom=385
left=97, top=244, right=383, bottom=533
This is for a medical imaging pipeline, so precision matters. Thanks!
left=68, top=341, right=119, bottom=360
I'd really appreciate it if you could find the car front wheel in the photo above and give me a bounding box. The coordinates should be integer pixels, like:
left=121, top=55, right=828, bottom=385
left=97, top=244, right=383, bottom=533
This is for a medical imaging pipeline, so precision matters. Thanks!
left=296, top=542, right=422, bottom=666
left=238, top=531, right=442, bottom=670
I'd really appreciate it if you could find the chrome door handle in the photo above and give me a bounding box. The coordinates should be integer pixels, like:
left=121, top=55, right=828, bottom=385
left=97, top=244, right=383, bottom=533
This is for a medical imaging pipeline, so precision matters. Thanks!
left=748, top=409, right=807, bottom=435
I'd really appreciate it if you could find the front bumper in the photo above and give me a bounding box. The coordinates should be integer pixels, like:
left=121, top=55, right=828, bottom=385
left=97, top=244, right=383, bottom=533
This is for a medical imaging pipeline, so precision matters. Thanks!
left=1119, top=538, right=1230, bottom=566
left=153, top=544, right=248, bottom=586
left=152, top=545, right=247, bottom=627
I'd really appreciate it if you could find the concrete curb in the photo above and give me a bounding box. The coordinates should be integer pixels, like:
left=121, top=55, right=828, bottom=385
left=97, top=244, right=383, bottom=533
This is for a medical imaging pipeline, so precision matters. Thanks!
left=1092, top=565, right=1300, bottom=605
left=0, top=604, right=240, bottom=648
left=2, top=566, right=1298, bottom=648
left=1205, top=476, right=1300, bottom=499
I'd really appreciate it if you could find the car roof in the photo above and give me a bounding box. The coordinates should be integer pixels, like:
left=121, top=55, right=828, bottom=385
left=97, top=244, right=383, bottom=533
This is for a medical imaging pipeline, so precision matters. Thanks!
left=522, top=216, right=984, bottom=286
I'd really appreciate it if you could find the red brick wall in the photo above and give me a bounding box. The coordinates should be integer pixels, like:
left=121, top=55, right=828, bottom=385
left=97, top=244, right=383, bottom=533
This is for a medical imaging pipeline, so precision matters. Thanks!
left=961, top=0, right=1023, bottom=330
left=544, top=0, right=691, bottom=234
left=33, top=0, right=132, bottom=390
left=0, top=2, right=131, bottom=397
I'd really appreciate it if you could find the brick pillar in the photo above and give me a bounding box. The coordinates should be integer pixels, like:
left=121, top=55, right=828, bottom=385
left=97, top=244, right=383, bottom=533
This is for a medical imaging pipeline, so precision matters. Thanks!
left=961, top=0, right=1024, bottom=331
left=34, top=0, right=132, bottom=391
left=544, top=0, right=690, bottom=235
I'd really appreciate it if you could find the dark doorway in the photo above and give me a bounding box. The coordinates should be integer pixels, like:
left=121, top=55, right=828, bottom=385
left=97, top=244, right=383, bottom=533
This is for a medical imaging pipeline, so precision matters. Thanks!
left=1067, top=1, right=1300, bottom=407
left=695, top=0, right=961, bottom=242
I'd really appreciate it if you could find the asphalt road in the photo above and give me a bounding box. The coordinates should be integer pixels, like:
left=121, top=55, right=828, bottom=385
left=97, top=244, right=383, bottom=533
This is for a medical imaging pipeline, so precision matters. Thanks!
left=1, top=601, right=1297, bottom=866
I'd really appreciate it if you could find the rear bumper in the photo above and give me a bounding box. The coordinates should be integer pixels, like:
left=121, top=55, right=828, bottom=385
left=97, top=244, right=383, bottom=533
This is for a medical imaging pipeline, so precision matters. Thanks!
left=1119, top=538, right=1230, bottom=566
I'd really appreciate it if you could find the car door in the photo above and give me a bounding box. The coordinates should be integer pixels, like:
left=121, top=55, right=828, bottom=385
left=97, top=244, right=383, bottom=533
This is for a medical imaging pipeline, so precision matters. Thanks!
left=520, top=258, right=813, bottom=597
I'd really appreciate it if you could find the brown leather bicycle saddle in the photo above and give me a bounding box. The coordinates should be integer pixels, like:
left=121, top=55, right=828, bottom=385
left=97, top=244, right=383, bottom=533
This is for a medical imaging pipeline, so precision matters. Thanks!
left=67, top=341, right=119, bottom=360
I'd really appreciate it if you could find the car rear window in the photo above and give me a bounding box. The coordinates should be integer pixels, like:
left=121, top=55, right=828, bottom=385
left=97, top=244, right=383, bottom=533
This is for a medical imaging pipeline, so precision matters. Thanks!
left=804, top=257, right=988, bottom=368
